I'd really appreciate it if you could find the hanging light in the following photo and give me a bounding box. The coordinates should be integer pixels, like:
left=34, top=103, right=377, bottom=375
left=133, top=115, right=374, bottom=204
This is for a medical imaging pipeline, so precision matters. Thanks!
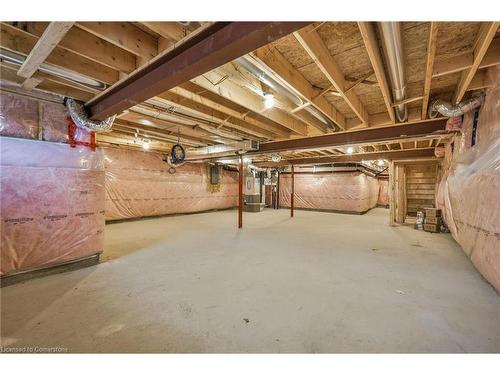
left=263, top=93, right=275, bottom=109
left=142, top=140, right=150, bottom=150
left=346, top=146, right=354, bottom=154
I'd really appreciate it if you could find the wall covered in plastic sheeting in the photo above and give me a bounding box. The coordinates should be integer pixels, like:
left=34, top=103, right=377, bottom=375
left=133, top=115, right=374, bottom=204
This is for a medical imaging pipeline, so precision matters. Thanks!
left=279, top=172, right=380, bottom=213
left=0, top=91, right=69, bottom=143
left=435, top=66, right=500, bottom=292
left=377, top=178, right=389, bottom=206
left=0, top=137, right=105, bottom=276
left=103, top=148, right=238, bottom=221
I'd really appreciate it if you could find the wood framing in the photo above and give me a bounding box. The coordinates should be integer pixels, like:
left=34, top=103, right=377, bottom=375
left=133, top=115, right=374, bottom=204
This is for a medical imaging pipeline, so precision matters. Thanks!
left=421, top=22, right=439, bottom=119
left=295, top=24, right=369, bottom=125
left=87, top=22, right=309, bottom=121
left=17, top=22, right=74, bottom=79
left=452, top=22, right=499, bottom=103
left=357, top=22, right=395, bottom=124
left=251, top=46, right=345, bottom=129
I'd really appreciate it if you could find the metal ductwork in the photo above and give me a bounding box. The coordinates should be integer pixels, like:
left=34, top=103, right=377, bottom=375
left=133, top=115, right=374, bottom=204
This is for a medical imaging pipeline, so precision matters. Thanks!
left=428, top=92, right=485, bottom=118
left=65, top=98, right=115, bottom=132
left=0, top=49, right=107, bottom=91
left=377, top=22, right=407, bottom=123
left=237, top=57, right=336, bottom=130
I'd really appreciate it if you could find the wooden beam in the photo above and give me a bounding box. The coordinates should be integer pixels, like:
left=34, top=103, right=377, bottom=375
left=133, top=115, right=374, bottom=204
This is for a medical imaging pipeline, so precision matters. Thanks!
left=251, top=45, right=345, bottom=129
left=171, top=84, right=291, bottom=137
left=17, top=22, right=74, bottom=79
left=453, top=22, right=499, bottom=103
left=75, top=22, right=158, bottom=59
left=432, top=37, right=500, bottom=78
left=26, top=22, right=136, bottom=73
left=140, top=22, right=190, bottom=42
left=421, top=22, right=439, bottom=120
left=1, top=23, right=119, bottom=85
left=357, top=22, right=396, bottom=124
left=87, top=22, right=310, bottom=121
left=295, top=25, right=369, bottom=125
left=191, top=67, right=309, bottom=136
left=21, top=77, right=43, bottom=90
left=155, top=91, right=277, bottom=139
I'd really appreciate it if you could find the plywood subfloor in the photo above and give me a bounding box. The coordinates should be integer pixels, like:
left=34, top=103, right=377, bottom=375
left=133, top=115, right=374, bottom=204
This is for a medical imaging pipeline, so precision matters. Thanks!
left=1, top=208, right=499, bottom=353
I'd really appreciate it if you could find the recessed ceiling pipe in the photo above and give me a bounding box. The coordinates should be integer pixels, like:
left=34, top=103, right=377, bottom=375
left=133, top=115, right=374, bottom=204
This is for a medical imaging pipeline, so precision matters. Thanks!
left=0, top=49, right=107, bottom=91
left=377, top=22, right=408, bottom=122
left=237, top=56, right=336, bottom=129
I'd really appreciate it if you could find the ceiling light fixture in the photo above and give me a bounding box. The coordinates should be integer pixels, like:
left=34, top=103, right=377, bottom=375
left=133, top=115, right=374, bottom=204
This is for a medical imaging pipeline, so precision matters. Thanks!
left=377, top=159, right=385, bottom=166
left=142, top=140, right=151, bottom=150
left=346, top=146, right=354, bottom=154
left=263, top=93, right=275, bottom=109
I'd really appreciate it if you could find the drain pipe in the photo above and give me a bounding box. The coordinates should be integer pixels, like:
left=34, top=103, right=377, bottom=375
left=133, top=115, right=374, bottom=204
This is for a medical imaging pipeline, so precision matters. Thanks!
left=377, top=22, right=407, bottom=122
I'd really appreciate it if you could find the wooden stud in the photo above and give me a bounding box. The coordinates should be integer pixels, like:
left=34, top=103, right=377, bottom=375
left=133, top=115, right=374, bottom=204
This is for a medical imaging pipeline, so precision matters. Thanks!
left=422, top=22, right=439, bottom=119
left=17, top=22, right=74, bottom=79
left=239, top=155, right=243, bottom=228
left=291, top=164, right=295, bottom=218
left=453, top=22, right=499, bottom=103
left=295, top=25, right=369, bottom=125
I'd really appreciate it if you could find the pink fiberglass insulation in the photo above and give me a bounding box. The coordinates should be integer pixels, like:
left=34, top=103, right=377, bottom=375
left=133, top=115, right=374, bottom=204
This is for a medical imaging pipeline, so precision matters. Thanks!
left=0, top=137, right=105, bottom=276
left=0, top=92, right=39, bottom=139
left=0, top=92, right=70, bottom=143
left=436, top=66, right=500, bottom=292
left=279, top=172, right=380, bottom=213
left=377, top=179, right=389, bottom=206
left=103, top=147, right=238, bottom=221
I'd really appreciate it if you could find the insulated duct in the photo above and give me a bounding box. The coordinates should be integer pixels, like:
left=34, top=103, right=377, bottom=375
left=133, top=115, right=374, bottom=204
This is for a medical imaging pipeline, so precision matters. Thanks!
left=377, top=22, right=407, bottom=123
left=428, top=92, right=485, bottom=118
left=65, top=98, right=115, bottom=132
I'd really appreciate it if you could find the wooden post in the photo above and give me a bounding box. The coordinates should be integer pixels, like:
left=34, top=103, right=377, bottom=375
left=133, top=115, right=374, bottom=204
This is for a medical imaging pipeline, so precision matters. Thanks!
left=291, top=165, right=294, bottom=217
left=238, top=155, right=243, bottom=228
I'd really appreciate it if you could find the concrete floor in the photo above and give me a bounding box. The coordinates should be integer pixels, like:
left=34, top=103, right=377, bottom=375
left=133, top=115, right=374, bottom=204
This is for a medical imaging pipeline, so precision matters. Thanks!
left=1, top=208, right=499, bottom=353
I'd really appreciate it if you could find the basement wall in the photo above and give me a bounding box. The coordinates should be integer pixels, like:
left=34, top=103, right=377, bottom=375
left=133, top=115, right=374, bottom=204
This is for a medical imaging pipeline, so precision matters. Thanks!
left=377, top=178, right=389, bottom=206
left=0, top=91, right=237, bottom=275
left=435, top=66, right=500, bottom=292
left=103, top=148, right=238, bottom=221
left=279, top=172, right=380, bottom=213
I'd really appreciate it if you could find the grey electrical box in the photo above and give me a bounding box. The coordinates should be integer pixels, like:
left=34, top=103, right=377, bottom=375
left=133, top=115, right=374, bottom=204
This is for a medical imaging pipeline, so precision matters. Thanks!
left=210, top=165, right=220, bottom=184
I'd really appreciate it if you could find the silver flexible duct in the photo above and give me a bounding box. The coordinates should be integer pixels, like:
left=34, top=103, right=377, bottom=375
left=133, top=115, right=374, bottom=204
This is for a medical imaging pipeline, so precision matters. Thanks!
left=65, top=98, right=115, bottom=132
left=429, top=93, right=485, bottom=118
left=377, top=22, right=407, bottom=122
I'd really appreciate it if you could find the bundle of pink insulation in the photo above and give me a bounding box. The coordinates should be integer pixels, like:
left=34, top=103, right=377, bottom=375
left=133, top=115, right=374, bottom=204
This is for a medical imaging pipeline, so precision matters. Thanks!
left=103, top=148, right=238, bottom=221
left=280, top=172, right=380, bottom=213
left=436, top=67, right=500, bottom=292
left=0, top=137, right=105, bottom=276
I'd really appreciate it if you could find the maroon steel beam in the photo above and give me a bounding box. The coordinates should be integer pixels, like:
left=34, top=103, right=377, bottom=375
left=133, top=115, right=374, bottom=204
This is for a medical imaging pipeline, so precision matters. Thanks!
left=255, top=148, right=436, bottom=167
left=255, top=119, right=448, bottom=154
left=290, top=165, right=294, bottom=218
left=238, top=154, right=243, bottom=229
left=88, top=22, right=310, bottom=120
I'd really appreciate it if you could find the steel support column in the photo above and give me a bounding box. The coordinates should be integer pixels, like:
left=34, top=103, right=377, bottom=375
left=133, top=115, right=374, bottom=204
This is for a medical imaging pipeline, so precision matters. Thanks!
left=238, top=154, right=243, bottom=228
left=291, top=165, right=295, bottom=218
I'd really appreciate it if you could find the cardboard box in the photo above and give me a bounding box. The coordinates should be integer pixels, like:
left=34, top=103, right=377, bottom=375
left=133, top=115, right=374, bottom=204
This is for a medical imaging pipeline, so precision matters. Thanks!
left=425, top=217, right=442, bottom=225
left=424, top=223, right=441, bottom=233
left=424, top=208, right=442, bottom=218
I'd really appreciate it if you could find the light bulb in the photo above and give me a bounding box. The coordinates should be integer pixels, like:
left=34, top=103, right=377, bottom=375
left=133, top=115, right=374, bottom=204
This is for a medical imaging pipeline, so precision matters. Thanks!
left=346, top=146, right=354, bottom=154
left=142, top=141, right=150, bottom=150
left=377, top=159, right=384, bottom=166
left=263, top=93, right=275, bottom=109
